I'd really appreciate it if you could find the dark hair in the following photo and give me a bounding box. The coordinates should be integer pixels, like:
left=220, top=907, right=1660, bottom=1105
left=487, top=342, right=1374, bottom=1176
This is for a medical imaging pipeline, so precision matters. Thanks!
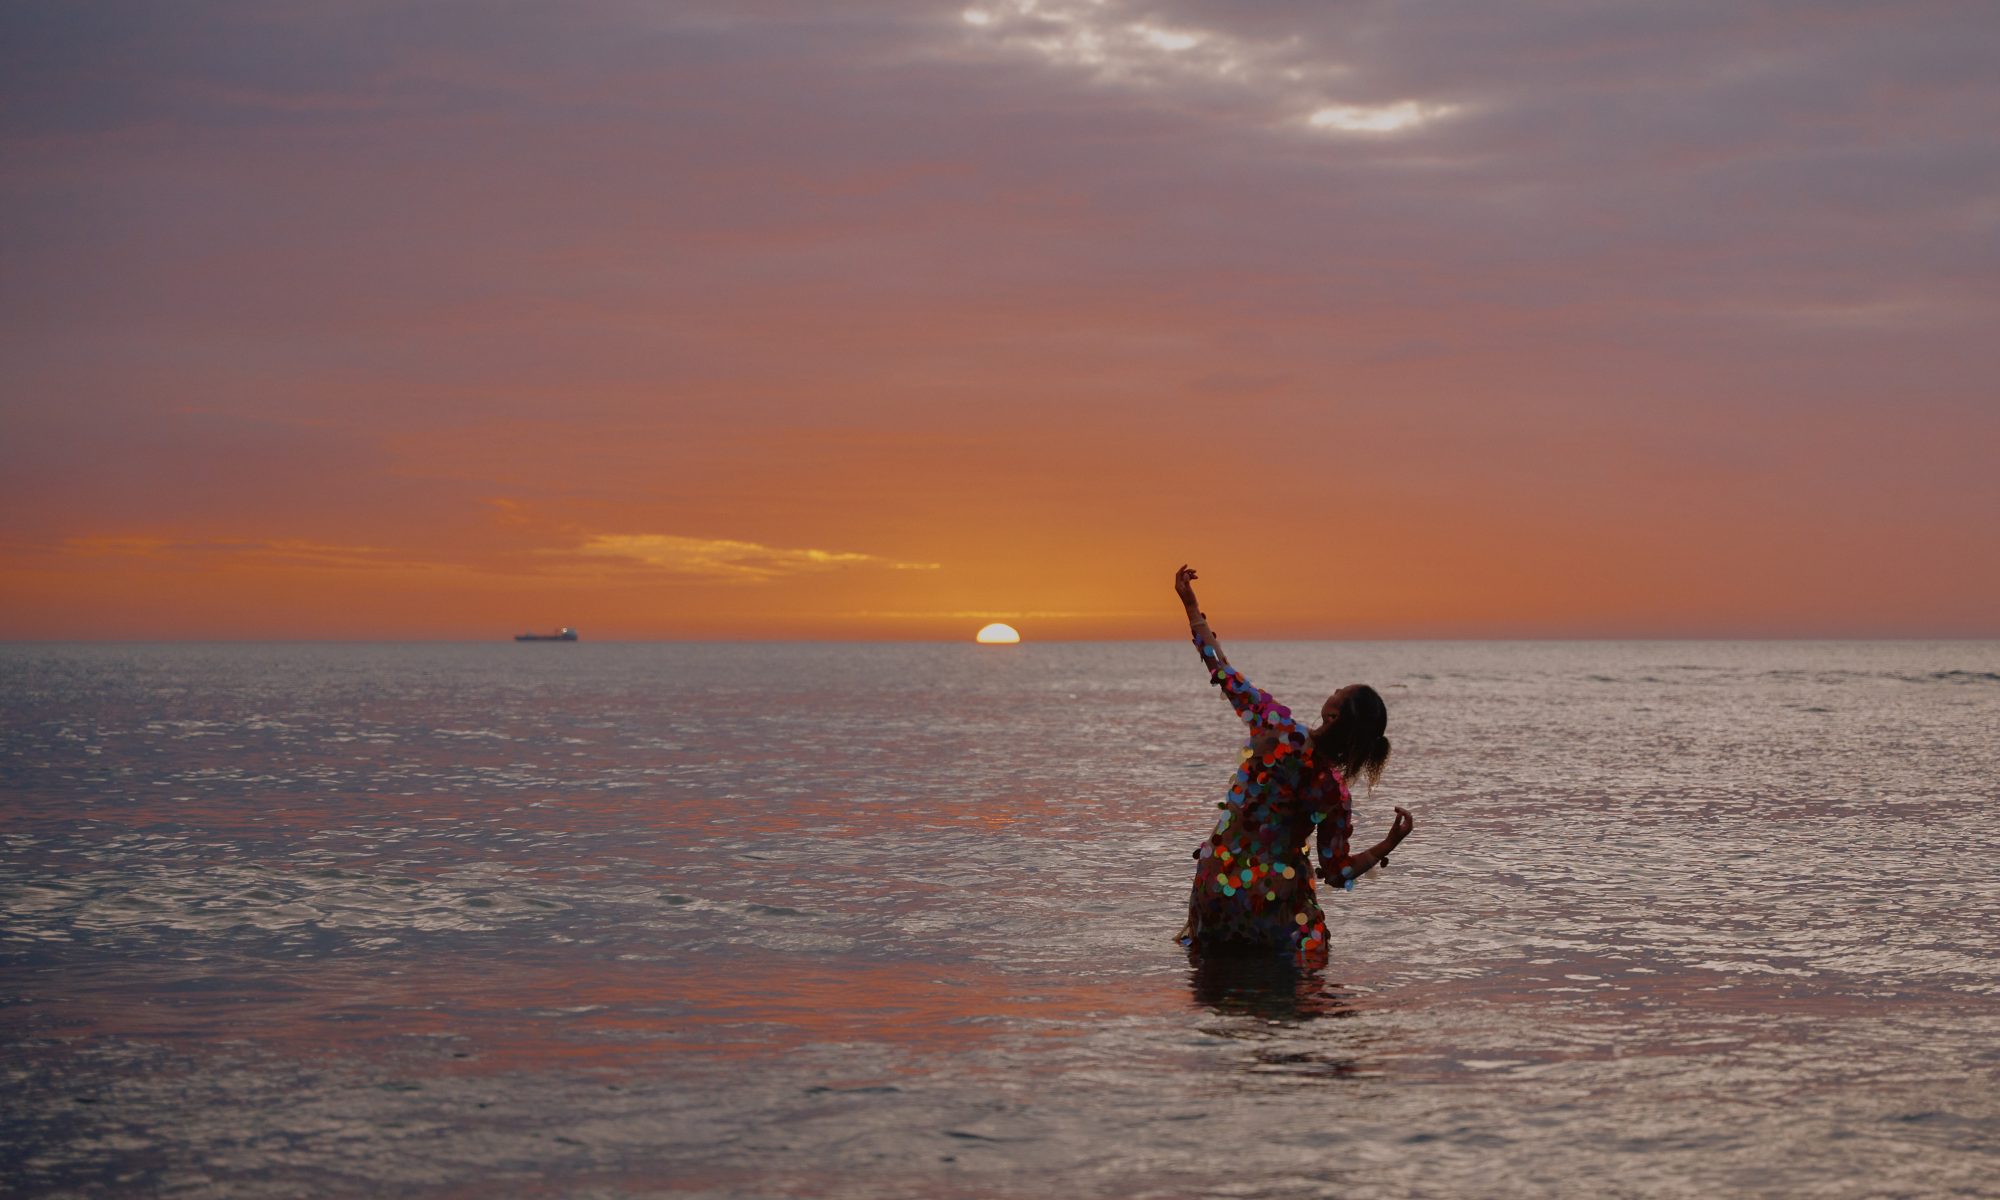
left=1311, top=684, right=1391, bottom=788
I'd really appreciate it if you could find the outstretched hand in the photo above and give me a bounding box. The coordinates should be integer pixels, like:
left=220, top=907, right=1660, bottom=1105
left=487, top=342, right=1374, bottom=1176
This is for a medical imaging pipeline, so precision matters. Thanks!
left=1175, top=564, right=1200, bottom=607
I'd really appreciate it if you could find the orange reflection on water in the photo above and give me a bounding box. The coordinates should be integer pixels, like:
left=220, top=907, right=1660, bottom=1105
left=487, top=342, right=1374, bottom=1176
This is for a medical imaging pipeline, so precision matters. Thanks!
left=37, top=948, right=1197, bottom=1079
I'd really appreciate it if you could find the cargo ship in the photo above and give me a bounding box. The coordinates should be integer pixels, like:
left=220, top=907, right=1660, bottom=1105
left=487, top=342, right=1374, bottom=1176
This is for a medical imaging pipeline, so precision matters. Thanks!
left=513, top=627, right=579, bottom=642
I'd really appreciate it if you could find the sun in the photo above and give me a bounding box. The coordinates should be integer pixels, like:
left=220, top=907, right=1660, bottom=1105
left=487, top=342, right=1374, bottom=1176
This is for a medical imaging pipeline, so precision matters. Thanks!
left=975, top=622, right=1021, bottom=644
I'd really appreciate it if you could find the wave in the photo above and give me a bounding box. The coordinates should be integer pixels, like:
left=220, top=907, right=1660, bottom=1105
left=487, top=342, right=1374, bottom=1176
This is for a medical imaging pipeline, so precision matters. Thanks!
left=1755, top=668, right=2000, bottom=685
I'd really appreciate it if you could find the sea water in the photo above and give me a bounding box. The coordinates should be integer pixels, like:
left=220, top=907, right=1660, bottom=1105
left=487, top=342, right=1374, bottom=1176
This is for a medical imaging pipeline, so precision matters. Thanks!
left=3, top=641, right=1996, bottom=1198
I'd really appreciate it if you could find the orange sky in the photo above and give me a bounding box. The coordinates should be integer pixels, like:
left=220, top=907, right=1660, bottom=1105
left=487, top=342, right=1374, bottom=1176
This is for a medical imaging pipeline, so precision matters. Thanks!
left=3, top=3, right=1996, bottom=639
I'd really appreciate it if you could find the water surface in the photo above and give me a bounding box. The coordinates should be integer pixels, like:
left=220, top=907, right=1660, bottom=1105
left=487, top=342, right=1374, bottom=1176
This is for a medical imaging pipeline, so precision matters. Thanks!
left=4, top=641, right=1997, bottom=1197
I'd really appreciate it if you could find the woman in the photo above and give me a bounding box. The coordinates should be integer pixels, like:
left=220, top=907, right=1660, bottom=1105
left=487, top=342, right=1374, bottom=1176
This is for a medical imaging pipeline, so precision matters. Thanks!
left=1174, top=565, right=1413, bottom=960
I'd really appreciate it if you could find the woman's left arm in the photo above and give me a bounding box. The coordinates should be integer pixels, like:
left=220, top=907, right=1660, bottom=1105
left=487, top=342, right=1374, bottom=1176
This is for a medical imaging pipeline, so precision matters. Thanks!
left=1321, top=807, right=1414, bottom=887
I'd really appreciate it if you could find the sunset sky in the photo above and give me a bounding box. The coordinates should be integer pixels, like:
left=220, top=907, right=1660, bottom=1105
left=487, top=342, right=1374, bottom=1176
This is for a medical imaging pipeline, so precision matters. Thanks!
left=3, top=1, right=1996, bottom=639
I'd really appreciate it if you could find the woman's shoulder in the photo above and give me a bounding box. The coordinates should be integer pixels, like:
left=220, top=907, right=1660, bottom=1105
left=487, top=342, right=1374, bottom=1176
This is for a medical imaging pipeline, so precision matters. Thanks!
left=1327, top=767, right=1352, bottom=805
left=1299, top=746, right=1351, bottom=802
left=1249, top=721, right=1310, bottom=756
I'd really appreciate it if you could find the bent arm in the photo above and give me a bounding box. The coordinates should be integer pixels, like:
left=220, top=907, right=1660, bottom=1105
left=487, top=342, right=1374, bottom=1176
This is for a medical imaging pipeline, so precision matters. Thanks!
left=1314, top=804, right=1353, bottom=883
left=1321, top=807, right=1415, bottom=888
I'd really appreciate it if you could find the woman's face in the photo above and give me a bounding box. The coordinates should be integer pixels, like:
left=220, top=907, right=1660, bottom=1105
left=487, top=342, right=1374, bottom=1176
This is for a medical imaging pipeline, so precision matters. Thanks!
left=1314, top=685, right=1356, bottom=735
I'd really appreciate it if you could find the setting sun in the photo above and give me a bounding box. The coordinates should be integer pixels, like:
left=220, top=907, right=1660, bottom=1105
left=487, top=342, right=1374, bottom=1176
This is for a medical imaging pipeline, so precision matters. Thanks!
left=975, top=622, right=1021, bottom=644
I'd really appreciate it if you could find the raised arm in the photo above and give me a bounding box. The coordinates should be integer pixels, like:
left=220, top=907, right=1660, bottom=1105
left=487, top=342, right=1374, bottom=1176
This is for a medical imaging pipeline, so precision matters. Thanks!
left=1175, top=564, right=1226, bottom=669
left=1177, top=565, right=1294, bottom=736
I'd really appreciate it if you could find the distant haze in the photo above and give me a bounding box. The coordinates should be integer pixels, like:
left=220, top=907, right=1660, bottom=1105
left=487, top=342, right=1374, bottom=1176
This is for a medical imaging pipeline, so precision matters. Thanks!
left=3, top=2, right=1996, bottom=639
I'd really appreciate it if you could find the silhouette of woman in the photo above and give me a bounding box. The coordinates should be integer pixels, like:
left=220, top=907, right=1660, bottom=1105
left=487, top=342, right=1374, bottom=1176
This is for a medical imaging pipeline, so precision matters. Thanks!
left=1173, top=565, right=1413, bottom=961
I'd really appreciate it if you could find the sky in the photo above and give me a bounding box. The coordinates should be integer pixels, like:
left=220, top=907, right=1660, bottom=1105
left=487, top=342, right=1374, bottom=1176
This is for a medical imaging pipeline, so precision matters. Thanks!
left=3, top=0, right=1996, bottom=640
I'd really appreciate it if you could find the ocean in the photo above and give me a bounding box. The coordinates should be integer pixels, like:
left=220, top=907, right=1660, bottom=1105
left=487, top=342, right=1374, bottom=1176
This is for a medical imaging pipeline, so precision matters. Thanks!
left=3, top=640, right=1996, bottom=1198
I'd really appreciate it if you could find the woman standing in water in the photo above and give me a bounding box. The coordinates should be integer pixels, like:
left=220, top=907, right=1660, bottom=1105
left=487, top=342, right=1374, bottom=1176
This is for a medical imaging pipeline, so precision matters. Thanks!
left=1174, top=565, right=1413, bottom=960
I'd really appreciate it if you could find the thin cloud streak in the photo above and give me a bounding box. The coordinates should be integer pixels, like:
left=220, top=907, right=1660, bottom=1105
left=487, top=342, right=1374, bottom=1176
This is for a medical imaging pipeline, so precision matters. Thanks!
left=569, top=535, right=941, bottom=582
left=846, top=610, right=1153, bottom=620
left=51, top=536, right=447, bottom=573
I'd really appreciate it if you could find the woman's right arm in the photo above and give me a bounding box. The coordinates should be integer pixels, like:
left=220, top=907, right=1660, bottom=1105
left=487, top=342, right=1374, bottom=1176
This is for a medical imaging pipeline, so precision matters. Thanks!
left=1175, top=564, right=1227, bottom=670
left=1177, top=565, right=1292, bottom=733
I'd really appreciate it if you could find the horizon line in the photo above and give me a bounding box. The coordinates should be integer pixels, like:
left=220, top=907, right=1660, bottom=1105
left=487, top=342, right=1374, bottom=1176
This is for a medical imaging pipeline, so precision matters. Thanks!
left=4, top=634, right=1998, bottom=646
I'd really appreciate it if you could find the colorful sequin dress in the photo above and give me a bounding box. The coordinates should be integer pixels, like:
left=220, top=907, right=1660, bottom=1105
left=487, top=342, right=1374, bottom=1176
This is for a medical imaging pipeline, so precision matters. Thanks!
left=1179, top=635, right=1354, bottom=961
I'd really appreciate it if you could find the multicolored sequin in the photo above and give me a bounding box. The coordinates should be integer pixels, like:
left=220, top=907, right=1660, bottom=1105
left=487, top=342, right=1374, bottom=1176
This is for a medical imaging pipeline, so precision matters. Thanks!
left=1179, top=633, right=1352, bottom=962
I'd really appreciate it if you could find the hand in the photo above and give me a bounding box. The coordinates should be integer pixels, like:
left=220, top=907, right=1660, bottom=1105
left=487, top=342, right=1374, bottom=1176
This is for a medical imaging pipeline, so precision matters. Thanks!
left=1388, top=806, right=1415, bottom=847
left=1174, top=564, right=1200, bottom=607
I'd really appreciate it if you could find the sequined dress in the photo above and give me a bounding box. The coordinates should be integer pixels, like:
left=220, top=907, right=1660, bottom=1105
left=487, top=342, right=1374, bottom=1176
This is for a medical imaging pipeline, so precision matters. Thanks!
left=1179, top=637, right=1354, bottom=959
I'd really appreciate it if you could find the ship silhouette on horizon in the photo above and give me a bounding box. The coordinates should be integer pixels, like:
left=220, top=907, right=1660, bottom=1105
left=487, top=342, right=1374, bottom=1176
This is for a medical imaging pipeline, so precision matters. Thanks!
left=513, top=627, right=579, bottom=642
